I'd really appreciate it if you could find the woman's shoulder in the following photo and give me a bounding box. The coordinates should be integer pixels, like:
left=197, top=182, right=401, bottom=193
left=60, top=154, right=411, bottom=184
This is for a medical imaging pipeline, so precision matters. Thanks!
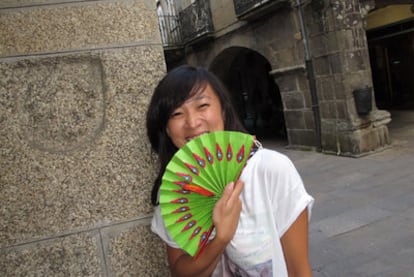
left=251, top=147, right=294, bottom=169
left=242, top=146, right=301, bottom=184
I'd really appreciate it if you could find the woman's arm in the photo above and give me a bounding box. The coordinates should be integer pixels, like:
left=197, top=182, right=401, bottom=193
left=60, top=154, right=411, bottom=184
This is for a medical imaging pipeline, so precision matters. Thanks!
left=166, top=181, right=244, bottom=277
left=281, top=208, right=312, bottom=277
left=166, top=238, right=224, bottom=277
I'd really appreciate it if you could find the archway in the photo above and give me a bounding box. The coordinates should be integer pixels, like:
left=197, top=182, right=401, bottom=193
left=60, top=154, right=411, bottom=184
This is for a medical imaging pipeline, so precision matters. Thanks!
left=210, top=47, right=287, bottom=141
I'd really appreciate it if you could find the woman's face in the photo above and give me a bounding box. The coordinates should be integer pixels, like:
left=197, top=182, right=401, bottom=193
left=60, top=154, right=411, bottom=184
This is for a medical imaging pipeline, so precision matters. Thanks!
left=166, top=84, right=225, bottom=148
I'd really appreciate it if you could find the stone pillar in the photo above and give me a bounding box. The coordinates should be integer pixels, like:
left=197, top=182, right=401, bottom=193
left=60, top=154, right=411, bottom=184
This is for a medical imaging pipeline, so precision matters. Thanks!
left=264, top=9, right=320, bottom=150
left=0, top=1, right=169, bottom=275
left=270, top=65, right=319, bottom=149
left=306, top=0, right=391, bottom=156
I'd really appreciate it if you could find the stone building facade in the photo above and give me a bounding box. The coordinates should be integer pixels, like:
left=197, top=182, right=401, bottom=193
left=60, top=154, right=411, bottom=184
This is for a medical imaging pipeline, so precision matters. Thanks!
left=160, top=0, right=403, bottom=156
left=0, top=0, right=170, bottom=275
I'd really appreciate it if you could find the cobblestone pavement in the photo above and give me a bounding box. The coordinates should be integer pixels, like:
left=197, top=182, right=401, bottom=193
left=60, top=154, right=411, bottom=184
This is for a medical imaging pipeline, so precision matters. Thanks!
left=263, top=110, right=414, bottom=277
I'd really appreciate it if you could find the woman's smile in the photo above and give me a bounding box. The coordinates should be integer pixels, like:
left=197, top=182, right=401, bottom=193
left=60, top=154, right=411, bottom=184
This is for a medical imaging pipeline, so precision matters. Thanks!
left=185, top=131, right=210, bottom=142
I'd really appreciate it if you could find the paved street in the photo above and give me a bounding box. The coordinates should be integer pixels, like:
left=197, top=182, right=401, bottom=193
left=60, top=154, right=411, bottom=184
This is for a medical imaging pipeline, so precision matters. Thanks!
left=263, top=110, right=414, bottom=277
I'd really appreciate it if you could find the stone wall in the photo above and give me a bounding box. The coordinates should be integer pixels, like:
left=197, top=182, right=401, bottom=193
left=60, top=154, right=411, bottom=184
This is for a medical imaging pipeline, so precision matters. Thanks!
left=0, top=0, right=170, bottom=275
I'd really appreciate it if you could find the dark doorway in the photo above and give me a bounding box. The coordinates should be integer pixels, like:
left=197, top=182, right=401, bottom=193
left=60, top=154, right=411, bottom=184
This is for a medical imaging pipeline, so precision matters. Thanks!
left=210, top=48, right=287, bottom=141
left=367, top=20, right=414, bottom=110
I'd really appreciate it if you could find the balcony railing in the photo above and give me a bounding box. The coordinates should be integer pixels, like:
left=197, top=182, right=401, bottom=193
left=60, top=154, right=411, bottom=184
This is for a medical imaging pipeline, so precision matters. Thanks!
left=233, top=0, right=291, bottom=19
left=179, top=0, right=214, bottom=44
left=157, top=0, right=214, bottom=48
left=158, top=15, right=183, bottom=48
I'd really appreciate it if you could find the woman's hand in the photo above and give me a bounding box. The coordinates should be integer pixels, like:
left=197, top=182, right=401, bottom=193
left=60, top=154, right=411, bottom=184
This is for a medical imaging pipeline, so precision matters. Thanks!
left=213, top=180, right=244, bottom=243
left=166, top=180, right=244, bottom=277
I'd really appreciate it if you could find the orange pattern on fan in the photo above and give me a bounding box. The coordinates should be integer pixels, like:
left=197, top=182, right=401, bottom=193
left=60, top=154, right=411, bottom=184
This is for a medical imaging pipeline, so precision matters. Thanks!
left=182, top=184, right=215, bottom=197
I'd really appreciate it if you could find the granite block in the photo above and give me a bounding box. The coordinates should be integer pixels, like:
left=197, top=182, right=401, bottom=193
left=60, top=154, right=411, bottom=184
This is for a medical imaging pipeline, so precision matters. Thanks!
left=287, top=129, right=318, bottom=148
left=344, top=50, right=370, bottom=72
left=274, top=48, right=297, bottom=69
left=0, top=232, right=103, bottom=276
left=303, top=110, right=316, bottom=130
left=0, top=46, right=165, bottom=247
left=319, top=100, right=337, bottom=119
left=283, top=91, right=305, bottom=110
left=0, top=1, right=85, bottom=9
left=317, top=76, right=335, bottom=101
left=0, top=0, right=160, bottom=56
left=284, top=110, right=306, bottom=130
left=313, top=56, right=331, bottom=76
left=102, top=219, right=170, bottom=277
left=275, top=74, right=298, bottom=93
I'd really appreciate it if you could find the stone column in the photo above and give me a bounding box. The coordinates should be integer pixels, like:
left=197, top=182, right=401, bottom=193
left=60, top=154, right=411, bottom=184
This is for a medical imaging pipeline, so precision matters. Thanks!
left=270, top=65, right=319, bottom=149
left=306, top=0, right=391, bottom=156
left=0, top=0, right=169, bottom=275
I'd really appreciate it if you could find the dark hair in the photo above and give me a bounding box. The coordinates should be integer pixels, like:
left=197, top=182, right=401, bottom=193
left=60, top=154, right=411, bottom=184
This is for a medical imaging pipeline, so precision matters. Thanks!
left=146, top=65, right=246, bottom=205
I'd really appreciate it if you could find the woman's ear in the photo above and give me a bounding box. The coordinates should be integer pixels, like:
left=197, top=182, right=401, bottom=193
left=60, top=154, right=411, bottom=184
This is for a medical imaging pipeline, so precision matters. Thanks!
left=166, top=126, right=170, bottom=138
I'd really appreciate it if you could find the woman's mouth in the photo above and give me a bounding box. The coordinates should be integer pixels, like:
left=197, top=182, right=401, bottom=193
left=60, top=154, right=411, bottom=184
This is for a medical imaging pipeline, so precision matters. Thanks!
left=185, top=131, right=209, bottom=142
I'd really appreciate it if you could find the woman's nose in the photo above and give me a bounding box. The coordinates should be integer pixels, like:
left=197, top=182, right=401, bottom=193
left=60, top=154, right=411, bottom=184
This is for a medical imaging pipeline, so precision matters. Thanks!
left=185, top=113, right=201, bottom=128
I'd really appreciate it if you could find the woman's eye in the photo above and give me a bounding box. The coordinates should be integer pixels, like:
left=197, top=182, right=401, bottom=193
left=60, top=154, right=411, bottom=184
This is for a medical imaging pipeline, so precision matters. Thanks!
left=199, top=103, right=209, bottom=109
left=170, top=111, right=182, bottom=118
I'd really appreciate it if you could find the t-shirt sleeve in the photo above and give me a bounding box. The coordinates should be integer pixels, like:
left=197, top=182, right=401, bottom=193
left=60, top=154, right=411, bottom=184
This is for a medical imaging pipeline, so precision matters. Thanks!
left=151, top=205, right=180, bottom=249
left=259, top=150, right=314, bottom=237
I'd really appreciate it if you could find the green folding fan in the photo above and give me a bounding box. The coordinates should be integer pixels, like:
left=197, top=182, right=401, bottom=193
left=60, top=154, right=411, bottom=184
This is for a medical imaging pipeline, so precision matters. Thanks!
left=159, top=131, right=255, bottom=258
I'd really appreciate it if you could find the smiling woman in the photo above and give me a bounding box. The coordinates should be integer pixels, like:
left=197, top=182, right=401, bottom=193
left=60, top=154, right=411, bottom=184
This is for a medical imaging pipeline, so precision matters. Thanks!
left=145, top=65, right=314, bottom=277
left=146, top=65, right=246, bottom=205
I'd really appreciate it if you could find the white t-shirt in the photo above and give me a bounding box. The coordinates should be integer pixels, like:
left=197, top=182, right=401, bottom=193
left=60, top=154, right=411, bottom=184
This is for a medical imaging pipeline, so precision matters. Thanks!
left=151, top=147, right=314, bottom=277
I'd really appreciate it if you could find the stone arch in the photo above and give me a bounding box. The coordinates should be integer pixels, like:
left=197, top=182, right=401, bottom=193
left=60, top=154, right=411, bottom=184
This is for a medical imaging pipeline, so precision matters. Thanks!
left=209, top=47, right=287, bottom=141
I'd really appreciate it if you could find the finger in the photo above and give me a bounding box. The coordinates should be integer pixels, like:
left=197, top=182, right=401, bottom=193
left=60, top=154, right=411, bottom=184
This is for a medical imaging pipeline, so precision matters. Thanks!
left=233, top=180, right=244, bottom=195
left=227, top=180, right=244, bottom=204
left=220, top=182, right=234, bottom=201
left=233, top=179, right=244, bottom=192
